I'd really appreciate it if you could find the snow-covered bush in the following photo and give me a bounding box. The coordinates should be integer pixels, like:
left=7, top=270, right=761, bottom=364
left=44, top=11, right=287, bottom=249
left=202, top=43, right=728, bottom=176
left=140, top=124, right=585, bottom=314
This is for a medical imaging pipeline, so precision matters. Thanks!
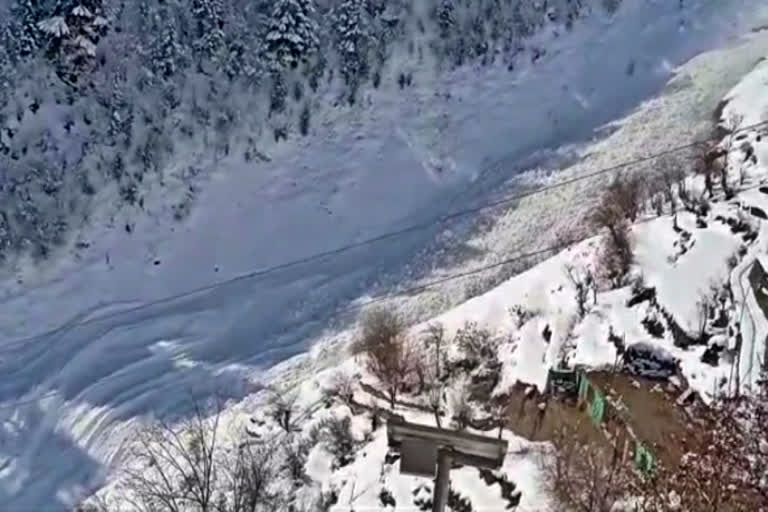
left=268, top=389, right=299, bottom=432
left=508, top=303, right=537, bottom=328
left=453, top=321, right=498, bottom=370
left=313, top=414, right=357, bottom=469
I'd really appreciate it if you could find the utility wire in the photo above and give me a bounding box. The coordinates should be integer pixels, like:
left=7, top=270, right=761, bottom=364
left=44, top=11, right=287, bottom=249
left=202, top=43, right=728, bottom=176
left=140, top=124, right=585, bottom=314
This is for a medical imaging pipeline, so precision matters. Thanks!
left=9, top=120, right=768, bottom=345
left=5, top=180, right=768, bottom=413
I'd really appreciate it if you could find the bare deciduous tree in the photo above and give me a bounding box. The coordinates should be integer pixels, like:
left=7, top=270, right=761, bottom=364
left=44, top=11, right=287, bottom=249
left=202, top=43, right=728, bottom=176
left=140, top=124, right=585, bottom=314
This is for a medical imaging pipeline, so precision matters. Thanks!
left=411, top=341, right=429, bottom=395
left=428, top=382, right=445, bottom=429
left=591, top=176, right=639, bottom=280
left=656, top=155, right=687, bottom=213
left=120, top=403, right=220, bottom=512
left=116, top=401, right=278, bottom=512
left=454, top=321, right=497, bottom=369
left=267, top=388, right=298, bottom=432
left=352, top=307, right=405, bottom=356
left=449, top=381, right=474, bottom=431
left=357, top=307, right=415, bottom=409
left=541, top=421, right=634, bottom=512
left=422, top=322, right=446, bottom=382
left=225, top=443, right=277, bottom=512
left=564, top=264, right=596, bottom=319
left=323, top=370, right=358, bottom=408
left=722, top=113, right=745, bottom=192
left=693, top=141, right=722, bottom=198
left=595, top=219, right=633, bottom=289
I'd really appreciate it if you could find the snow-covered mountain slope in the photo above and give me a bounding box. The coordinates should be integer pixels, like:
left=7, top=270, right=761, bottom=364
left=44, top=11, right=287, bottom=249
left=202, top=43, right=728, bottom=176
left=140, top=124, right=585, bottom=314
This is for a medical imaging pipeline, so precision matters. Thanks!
left=96, top=145, right=768, bottom=511
left=3, top=2, right=768, bottom=511
left=134, top=64, right=768, bottom=512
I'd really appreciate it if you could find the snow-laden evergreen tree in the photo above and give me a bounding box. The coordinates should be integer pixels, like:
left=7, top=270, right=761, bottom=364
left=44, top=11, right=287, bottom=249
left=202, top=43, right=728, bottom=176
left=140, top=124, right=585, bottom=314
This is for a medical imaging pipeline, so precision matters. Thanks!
left=151, top=11, right=184, bottom=79
left=9, top=0, right=45, bottom=58
left=33, top=0, right=108, bottom=76
left=435, top=0, right=455, bottom=39
left=265, top=0, right=320, bottom=69
left=191, top=0, right=226, bottom=66
left=333, top=0, right=370, bottom=97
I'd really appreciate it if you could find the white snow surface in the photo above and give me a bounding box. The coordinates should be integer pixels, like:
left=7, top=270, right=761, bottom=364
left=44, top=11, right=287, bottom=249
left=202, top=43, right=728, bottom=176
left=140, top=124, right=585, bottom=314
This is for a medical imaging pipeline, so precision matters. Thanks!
left=3, top=1, right=768, bottom=510
left=721, top=53, right=768, bottom=127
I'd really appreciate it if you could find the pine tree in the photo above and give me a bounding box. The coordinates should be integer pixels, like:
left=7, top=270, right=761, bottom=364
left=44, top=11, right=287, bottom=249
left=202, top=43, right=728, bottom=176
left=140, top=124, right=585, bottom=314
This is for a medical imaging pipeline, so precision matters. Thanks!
left=265, top=0, right=319, bottom=69
left=32, top=0, right=108, bottom=71
left=191, top=0, right=225, bottom=65
left=435, top=0, right=455, bottom=39
left=333, top=0, right=370, bottom=89
left=152, top=12, right=183, bottom=79
left=10, top=0, right=45, bottom=57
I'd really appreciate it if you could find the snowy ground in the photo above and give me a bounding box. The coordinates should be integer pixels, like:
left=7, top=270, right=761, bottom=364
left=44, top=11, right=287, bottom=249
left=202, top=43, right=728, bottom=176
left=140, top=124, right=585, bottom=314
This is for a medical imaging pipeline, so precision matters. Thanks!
left=3, top=1, right=768, bottom=510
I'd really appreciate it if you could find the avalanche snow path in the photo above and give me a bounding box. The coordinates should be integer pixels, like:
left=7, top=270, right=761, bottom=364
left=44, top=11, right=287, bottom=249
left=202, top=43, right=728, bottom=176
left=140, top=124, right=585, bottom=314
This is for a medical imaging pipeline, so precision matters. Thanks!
left=1, top=1, right=768, bottom=509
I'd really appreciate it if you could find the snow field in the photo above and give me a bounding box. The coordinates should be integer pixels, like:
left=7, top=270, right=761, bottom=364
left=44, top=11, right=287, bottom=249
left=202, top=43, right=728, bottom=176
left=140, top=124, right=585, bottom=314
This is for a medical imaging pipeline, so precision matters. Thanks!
left=6, top=4, right=768, bottom=511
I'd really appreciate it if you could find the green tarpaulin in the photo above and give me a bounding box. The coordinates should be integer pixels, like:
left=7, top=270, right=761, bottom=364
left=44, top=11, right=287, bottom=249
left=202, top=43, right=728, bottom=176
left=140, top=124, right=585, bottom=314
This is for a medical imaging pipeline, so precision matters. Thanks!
left=634, top=441, right=655, bottom=475
left=578, top=373, right=589, bottom=403
left=590, top=389, right=605, bottom=425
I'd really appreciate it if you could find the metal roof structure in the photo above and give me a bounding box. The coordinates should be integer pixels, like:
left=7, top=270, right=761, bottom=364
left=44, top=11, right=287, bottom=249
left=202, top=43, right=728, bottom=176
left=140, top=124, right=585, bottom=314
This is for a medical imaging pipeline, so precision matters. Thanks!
left=386, top=414, right=509, bottom=512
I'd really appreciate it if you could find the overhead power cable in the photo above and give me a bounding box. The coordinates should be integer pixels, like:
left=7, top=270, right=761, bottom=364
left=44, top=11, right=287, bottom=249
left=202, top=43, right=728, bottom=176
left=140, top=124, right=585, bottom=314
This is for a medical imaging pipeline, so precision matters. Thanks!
left=10, top=119, right=768, bottom=345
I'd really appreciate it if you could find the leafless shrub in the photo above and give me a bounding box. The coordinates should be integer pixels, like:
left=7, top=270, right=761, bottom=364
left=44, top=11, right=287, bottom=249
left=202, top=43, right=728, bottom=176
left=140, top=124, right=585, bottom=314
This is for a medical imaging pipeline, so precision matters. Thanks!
left=351, top=307, right=405, bottom=356
left=656, top=155, right=687, bottom=212
left=717, top=113, right=745, bottom=196
left=226, top=443, right=278, bottom=512
left=564, top=264, right=596, bottom=318
left=117, top=401, right=278, bottom=512
left=541, top=420, right=634, bottom=512
left=449, top=382, right=474, bottom=430
left=693, top=142, right=722, bottom=198
left=694, top=289, right=713, bottom=341
left=543, top=381, right=768, bottom=512
left=422, top=322, right=447, bottom=381
left=508, top=304, right=536, bottom=329
left=633, top=385, right=768, bottom=511
left=267, top=389, right=298, bottom=432
left=553, top=222, right=584, bottom=251
left=314, top=415, right=357, bottom=469
left=410, top=342, right=431, bottom=395
left=650, top=191, right=665, bottom=217
left=119, top=404, right=221, bottom=512
left=322, top=371, right=358, bottom=408
left=454, top=321, right=499, bottom=369
left=356, top=307, right=415, bottom=409
left=592, top=175, right=640, bottom=236
left=73, top=495, right=112, bottom=512
left=281, top=437, right=309, bottom=487
left=428, top=383, right=445, bottom=429
left=595, top=219, right=633, bottom=289
left=595, top=174, right=644, bottom=224
left=489, top=396, right=513, bottom=440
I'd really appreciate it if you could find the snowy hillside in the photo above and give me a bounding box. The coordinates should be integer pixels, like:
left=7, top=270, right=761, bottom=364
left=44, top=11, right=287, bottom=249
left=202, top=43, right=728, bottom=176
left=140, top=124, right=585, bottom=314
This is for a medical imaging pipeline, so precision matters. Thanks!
left=0, top=0, right=621, bottom=269
left=161, top=57, right=768, bottom=512
left=3, top=1, right=768, bottom=511
left=91, top=109, right=768, bottom=509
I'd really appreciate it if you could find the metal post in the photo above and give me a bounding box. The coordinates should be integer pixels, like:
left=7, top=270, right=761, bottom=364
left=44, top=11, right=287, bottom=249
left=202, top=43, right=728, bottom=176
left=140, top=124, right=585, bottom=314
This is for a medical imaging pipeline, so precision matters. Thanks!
left=432, top=448, right=452, bottom=512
